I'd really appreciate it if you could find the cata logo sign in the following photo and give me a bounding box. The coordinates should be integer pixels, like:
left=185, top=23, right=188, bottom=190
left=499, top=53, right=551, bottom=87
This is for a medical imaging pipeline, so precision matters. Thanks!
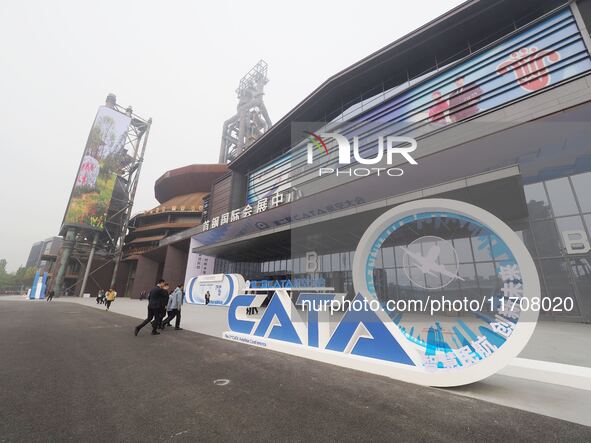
left=224, top=199, right=541, bottom=387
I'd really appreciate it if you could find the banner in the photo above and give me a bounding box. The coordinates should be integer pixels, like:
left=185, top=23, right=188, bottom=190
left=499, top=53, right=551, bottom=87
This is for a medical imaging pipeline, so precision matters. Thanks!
left=62, top=106, right=131, bottom=231
left=29, top=271, right=47, bottom=300
left=183, top=237, right=216, bottom=289
left=186, top=274, right=245, bottom=306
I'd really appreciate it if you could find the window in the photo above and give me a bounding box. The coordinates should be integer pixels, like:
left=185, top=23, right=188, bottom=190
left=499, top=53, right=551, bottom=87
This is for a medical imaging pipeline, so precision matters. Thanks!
left=458, top=263, right=478, bottom=292
left=340, top=252, right=350, bottom=271
left=322, top=255, right=331, bottom=272
left=382, top=247, right=395, bottom=268
left=436, top=241, right=455, bottom=266
left=385, top=268, right=397, bottom=298
left=546, top=178, right=578, bottom=217
left=571, top=172, right=591, bottom=213
left=475, top=262, right=497, bottom=294
left=531, top=220, right=563, bottom=257
left=540, top=259, right=581, bottom=316
left=471, top=236, right=493, bottom=262
left=453, top=238, right=473, bottom=263
left=524, top=182, right=552, bottom=220
left=555, top=216, right=585, bottom=235
left=331, top=253, right=340, bottom=272
left=293, top=257, right=300, bottom=274
left=396, top=268, right=411, bottom=288
left=394, top=246, right=406, bottom=267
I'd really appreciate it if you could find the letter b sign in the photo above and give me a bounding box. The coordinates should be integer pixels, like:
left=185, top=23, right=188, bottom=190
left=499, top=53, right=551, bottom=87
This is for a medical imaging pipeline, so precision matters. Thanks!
left=305, top=251, right=319, bottom=273
left=562, top=230, right=591, bottom=254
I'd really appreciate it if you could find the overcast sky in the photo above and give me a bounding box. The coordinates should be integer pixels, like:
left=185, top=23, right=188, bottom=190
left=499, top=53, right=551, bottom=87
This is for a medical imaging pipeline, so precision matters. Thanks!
left=0, top=0, right=463, bottom=272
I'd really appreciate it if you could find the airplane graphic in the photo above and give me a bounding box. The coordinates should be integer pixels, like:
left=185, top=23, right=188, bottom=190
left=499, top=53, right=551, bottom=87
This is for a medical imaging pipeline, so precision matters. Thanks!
left=401, top=245, right=465, bottom=281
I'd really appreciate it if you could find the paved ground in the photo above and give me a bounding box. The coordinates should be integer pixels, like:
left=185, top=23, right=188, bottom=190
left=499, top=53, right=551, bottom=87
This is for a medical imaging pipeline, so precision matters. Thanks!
left=45, top=297, right=591, bottom=426
left=1, top=301, right=591, bottom=442
left=50, top=296, right=591, bottom=367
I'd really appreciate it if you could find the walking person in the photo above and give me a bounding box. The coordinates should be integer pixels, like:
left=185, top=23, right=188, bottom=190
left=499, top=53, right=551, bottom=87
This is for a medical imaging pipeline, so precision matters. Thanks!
left=135, top=280, right=168, bottom=336
left=205, top=290, right=211, bottom=305
left=46, top=290, right=55, bottom=302
left=105, top=288, right=117, bottom=311
left=157, top=283, right=170, bottom=329
left=96, top=289, right=103, bottom=305
left=162, top=284, right=184, bottom=330
left=163, top=294, right=174, bottom=328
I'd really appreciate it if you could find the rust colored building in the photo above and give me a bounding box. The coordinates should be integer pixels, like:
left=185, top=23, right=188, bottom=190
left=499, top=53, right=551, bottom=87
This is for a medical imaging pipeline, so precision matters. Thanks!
left=119, top=164, right=227, bottom=298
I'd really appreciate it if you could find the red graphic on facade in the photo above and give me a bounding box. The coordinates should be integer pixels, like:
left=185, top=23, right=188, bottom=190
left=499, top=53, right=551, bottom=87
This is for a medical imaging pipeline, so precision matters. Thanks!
left=428, top=91, right=449, bottom=123
left=496, top=47, right=561, bottom=92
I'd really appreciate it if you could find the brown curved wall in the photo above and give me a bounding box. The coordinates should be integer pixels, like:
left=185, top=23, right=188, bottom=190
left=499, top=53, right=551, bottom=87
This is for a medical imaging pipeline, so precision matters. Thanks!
left=154, top=164, right=228, bottom=204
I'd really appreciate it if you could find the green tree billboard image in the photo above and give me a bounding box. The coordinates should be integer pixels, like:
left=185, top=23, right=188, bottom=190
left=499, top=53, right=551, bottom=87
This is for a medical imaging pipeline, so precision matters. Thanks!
left=62, top=106, right=131, bottom=231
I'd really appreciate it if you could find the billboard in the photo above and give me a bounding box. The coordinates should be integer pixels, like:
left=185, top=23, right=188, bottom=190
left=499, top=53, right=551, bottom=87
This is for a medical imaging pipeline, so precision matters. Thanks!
left=62, top=106, right=131, bottom=231
left=357, top=8, right=591, bottom=126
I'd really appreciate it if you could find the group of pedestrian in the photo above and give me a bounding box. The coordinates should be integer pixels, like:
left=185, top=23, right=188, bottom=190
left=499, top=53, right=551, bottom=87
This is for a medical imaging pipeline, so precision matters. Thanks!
left=96, top=288, right=117, bottom=310
left=134, top=279, right=184, bottom=336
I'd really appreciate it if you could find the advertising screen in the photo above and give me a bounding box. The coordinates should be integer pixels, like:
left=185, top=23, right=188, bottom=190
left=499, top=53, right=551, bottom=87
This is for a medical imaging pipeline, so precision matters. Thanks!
left=62, top=106, right=131, bottom=231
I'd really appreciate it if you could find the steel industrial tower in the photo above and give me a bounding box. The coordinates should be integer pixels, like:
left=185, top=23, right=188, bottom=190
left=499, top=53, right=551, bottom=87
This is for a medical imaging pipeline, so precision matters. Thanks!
left=219, top=60, right=272, bottom=163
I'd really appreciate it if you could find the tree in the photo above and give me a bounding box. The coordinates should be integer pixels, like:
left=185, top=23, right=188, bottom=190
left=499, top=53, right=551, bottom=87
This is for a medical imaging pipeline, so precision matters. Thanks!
left=0, top=259, right=37, bottom=290
left=15, top=266, right=37, bottom=287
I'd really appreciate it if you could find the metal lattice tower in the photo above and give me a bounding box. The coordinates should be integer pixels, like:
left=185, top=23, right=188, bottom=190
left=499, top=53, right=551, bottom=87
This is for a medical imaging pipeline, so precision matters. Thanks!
left=219, top=60, right=272, bottom=163
left=52, top=93, right=152, bottom=297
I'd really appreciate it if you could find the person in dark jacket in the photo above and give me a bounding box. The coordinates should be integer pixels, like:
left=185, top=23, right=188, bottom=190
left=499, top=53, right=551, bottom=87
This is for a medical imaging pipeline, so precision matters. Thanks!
left=157, top=282, right=170, bottom=329
left=134, top=280, right=168, bottom=336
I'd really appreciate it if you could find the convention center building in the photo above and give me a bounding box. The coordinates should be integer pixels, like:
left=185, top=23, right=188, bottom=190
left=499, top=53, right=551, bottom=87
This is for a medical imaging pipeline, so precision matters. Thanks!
left=177, top=0, right=591, bottom=323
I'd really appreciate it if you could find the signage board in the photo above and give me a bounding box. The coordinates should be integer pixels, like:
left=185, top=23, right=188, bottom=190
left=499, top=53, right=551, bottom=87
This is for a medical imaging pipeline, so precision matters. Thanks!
left=186, top=273, right=245, bottom=306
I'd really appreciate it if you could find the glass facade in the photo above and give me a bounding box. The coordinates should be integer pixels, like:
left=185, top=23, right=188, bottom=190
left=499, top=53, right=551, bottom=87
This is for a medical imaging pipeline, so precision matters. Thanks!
left=213, top=171, right=591, bottom=323
left=199, top=6, right=591, bottom=324
left=520, top=172, right=591, bottom=320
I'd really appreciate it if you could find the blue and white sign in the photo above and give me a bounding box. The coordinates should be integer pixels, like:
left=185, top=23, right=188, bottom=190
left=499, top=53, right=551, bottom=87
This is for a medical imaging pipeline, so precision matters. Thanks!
left=224, top=199, right=540, bottom=387
left=250, top=277, right=326, bottom=289
left=186, top=273, right=245, bottom=306
left=29, top=271, right=47, bottom=300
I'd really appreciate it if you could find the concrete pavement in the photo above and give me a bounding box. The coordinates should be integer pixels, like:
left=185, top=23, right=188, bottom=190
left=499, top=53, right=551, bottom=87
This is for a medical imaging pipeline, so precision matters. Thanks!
left=2, top=300, right=591, bottom=442
left=45, top=296, right=591, bottom=425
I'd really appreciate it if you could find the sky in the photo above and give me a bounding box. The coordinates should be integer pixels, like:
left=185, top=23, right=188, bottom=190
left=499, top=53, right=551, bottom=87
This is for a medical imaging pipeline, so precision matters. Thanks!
left=0, top=0, right=464, bottom=272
